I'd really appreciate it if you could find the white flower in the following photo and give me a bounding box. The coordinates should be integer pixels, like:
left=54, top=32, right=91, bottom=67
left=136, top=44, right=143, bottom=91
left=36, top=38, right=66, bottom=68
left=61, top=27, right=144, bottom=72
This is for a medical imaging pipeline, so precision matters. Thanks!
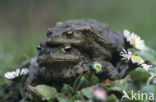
left=20, top=68, right=29, bottom=75
left=130, top=55, right=144, bottom=65
left=15, top=69, right=20, bottom=77
left=4, top=72, right=16, bottom=79
left=93, top=88, right=107, bottom=101
left=123, top=29, right=146, bottom=50
left=4, top=68, right=29, bottom=80
left=141, top=64, right=152, bottom=71
left=120, top=49, right=132, bottom=60
left=89, top=62, right=103, bottom=73
left=130, top=55, right=138, bottom=64
left=93, top=62, right=103, bottom=73
left=120, top=49, right=145, bottom=66
left=137, top=56, right=145, bottom=65
left=129, top=33, right=145, bottom=50
left=123, top=29, right=130, bottom=40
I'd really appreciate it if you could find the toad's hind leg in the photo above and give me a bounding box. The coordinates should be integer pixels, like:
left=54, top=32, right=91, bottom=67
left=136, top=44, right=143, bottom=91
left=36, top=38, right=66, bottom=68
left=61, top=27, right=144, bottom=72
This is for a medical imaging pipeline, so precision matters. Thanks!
left=99, top=61, right=119, bottom=80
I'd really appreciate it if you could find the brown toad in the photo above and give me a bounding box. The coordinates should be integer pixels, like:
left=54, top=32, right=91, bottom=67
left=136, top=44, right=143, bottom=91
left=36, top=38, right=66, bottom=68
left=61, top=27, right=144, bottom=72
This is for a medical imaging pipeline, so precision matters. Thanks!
left=24, top=42, right=90, bottom=87
left=46, top=19, right=125, bottom=78
left=23, top=19, right=126, bottom=88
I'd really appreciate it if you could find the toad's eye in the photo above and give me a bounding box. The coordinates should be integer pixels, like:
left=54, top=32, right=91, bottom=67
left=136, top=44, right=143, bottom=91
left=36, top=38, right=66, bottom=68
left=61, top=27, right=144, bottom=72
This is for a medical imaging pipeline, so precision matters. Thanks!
left=62, top=44, right=72, bottom=53
left=64, top=45, right=72, bottom=53
left=64, top=31, right=74, bottom=39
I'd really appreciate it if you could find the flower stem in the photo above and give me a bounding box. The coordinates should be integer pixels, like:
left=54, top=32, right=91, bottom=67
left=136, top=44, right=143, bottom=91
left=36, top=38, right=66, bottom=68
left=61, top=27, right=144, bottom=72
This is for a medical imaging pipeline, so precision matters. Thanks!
left=146, top=74, right=156, bottom=85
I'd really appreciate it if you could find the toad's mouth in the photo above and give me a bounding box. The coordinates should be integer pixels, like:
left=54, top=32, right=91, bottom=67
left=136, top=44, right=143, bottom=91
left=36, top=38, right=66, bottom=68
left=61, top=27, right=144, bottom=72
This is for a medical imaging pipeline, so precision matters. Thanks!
left=37, top=44, right=85, bottom=64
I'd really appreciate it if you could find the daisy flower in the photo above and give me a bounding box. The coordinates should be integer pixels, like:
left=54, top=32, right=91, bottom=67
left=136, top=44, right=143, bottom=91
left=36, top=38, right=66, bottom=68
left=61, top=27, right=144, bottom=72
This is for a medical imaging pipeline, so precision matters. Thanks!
left=136, top=56, right=145, bottom=65
left=120, top=49, right=132, bottom=60
left=141, top=64, right=152, bottom=71
left=93, top=62, right=103, bottom=73
left=123, top=29, right=146, bottom=50
left=20, top=68, right=29, bottom=75
left=130, top=55, right=139, bottom=64
left=120, top=49, right=145, bottom=65
left=123, top=29, right=130, bottom=40
left=130, top=55, right=145, bottom=65
left=89, top=62, right=103, bottom=73
left=93, top=88, right=107, bottom=101
left=4, top=68, right=29, bottom=80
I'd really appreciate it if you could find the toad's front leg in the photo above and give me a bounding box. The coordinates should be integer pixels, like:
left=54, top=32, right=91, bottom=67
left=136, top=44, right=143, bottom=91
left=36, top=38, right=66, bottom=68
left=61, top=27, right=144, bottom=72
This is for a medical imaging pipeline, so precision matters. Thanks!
left=115, top=61, right=129, bottom=79
left=21, top=67, right=45, bottom=101
left=24, top=68, right=40, bottom=89
left=20, top=67, right=40, bottom=102
left=97, top=61, right=119, bottom=80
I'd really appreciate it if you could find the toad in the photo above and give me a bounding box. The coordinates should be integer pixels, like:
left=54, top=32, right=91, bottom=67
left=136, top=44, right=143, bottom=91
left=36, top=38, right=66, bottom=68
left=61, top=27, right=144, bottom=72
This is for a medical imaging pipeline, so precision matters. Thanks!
left=46, top=19, right=125, bottom=78
left=24, top=42, right=90, bottom=87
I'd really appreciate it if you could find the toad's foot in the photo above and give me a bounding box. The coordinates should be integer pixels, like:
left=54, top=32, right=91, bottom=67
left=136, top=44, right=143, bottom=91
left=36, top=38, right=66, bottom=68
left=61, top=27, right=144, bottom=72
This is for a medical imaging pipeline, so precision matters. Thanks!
left=97, top=61, right=119, bottom=80
left=116, top=61, right=130, bottom=79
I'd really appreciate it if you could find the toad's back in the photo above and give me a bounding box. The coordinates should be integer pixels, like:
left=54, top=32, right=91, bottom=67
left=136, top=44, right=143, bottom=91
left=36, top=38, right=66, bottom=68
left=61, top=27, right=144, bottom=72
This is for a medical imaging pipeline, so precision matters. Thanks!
left=50, top=19, right=124, bottom=53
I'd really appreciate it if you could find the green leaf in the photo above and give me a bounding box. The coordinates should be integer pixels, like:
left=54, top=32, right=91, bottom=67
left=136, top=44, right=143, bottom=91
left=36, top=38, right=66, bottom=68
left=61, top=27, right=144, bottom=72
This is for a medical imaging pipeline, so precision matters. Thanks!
left=61, top=84, right=74, bottom=97
left=140, top=85, right=156, bottom=101
left=57, top=97, right=73, bottom=102
left=111, top=79, right=144, bottom=93
left=35, top=85, right=57, bottom=101
left=85, top=74, right=100, bottom=85
left=105, top=94, right=119, bottom=102
left=81, top=87, right=93, bottom=99
left=73, top=75, right=89, bottom=91
left=130, top=69, right=149, bottom=83
left=140, top=85, right=156, bottom=94
left=149, top=66, right=156, bottom=74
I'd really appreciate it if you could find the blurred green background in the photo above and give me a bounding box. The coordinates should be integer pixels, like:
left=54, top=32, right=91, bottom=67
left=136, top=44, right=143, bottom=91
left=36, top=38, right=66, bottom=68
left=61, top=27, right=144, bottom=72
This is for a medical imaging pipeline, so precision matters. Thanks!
left=0, top=0, right=156, bottom=100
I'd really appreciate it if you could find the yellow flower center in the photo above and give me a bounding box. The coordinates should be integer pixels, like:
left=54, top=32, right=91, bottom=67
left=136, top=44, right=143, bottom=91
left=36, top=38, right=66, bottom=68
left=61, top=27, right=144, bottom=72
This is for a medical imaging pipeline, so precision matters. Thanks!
left=95, top=65, right=101, bottom=71
left=132, top=37, right=135, bottom=41
left=132, top=56, right=138, bottom=60
left=138, top=58, right=142, bottom=62
left=131, top=37, right=136, bottom=46
left=133, top=41, right=136, bottom=46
